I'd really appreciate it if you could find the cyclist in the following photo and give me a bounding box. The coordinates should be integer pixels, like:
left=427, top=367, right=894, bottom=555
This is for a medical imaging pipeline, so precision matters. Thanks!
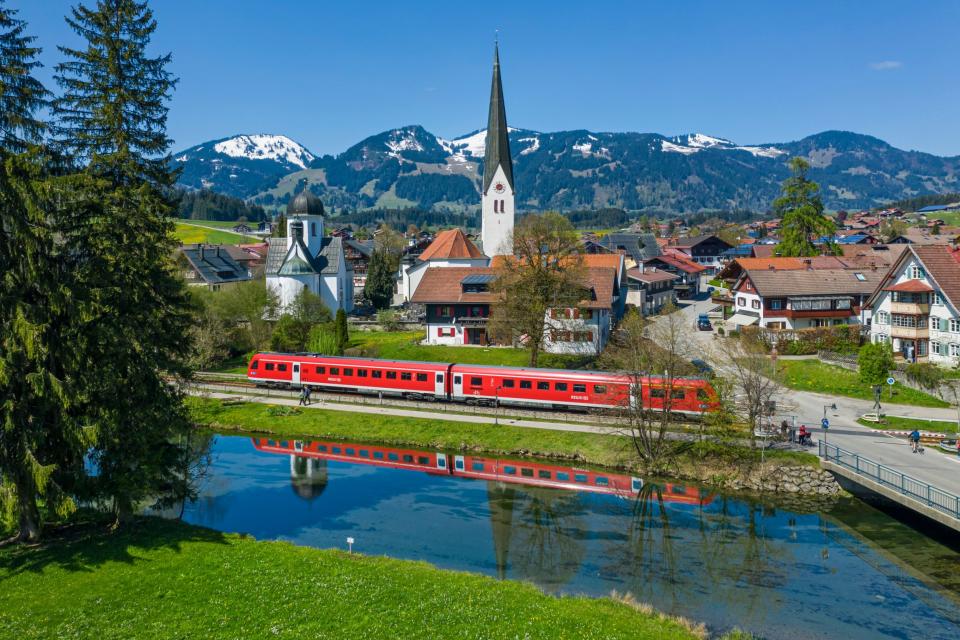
left=909, top=429, right=921, bottom=453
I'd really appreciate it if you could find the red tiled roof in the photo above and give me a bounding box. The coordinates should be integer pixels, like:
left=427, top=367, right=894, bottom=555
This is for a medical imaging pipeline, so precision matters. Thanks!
left=626, top=267, right=680, bottom=283
left=885, top=279, right=934, bottom=292
left=417, top=228, right=485, bottom=261
left=911, top=245, right=960, bottom=308
left=411, top=267, right=498, bottom=304
left=647, top=253, right=707, bottom=273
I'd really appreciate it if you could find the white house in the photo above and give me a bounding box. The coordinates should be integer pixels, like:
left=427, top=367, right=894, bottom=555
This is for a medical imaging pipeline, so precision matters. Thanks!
left=265, top=191, right=353, bottom=314
left=397, top=229, right=489, bottom=303
left=867, top=244, right=960, bottom=365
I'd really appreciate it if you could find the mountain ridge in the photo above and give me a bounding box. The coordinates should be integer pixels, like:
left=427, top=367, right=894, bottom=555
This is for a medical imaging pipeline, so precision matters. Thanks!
left=172, top=127, right=960, bottom=213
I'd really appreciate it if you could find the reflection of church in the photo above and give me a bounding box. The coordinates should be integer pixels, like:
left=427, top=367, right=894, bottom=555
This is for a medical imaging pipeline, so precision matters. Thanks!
left=289, top=454, right=328, bottom=500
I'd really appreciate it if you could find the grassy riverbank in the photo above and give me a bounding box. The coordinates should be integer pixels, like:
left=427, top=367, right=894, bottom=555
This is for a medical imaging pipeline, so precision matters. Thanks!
left=777, top=360, right=949, bottom=408
left=857, top=415, right=960, bottom=434
left=188, top=397, right=819, bottom=479
left=0, top=517, right=711, bottom=639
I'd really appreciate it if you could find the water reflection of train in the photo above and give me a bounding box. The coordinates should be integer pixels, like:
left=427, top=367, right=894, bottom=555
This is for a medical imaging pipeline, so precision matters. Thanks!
left=247, top=354, right=720, bottom=415
left=252, top=438, right=714, bottom=505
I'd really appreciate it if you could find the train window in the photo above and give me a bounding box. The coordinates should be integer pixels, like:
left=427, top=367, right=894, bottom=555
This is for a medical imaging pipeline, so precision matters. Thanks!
left=673, top=486, right=687, bottom=494
left=416, top=373, right=428, bottom=382
left=265, top=363, right=275, bottom=371
left=672, top=390, right=686, bottom=400
left=503, top=466, right=516, bottom=475
left=332, top=447, right=341, bottom=454
left=436, top=374, right=444, bottom=382
left=343, top=368, right=353, bottom=376
left=387, top=453, right=399, bottom=461
left=696, top=388, right=709, bottom=401
left=358, top=369, right=367, bottom=378
left=278, top=364, right=287, bottom=372
left=594, top=385, right=606, bottom=394
left=293, top=364, right=300, bottom=373
left=574, top=474, right=588, bottom=483
left=315, top=366, right=325, bottom=374
left=536, top=381, right=549, bottom=390
left=401, top=372, right=412, bottom=381
left=520, top=468, right=534, bottom=477
left=573, top=384, right=586, bottom=393
left=556, top=472, right=570, bottom=481
left=330, top=367, right=339, bottom=375
left=470, top=377, right=482, bottom=386
left=373, top=451, right=384, bottom=460
left=502, top=379, right=515, bottom=388
left=386, top=371, right=397, bottom=379
left=402, top=454, right=414, bottom=463
left=359, top=450, right=369, bottom=458
left=520, top=381, right=532, bottom=389
left=417, top=456, right=429, bottom=465
left=345, top=448, right=355, bottom=456
left=595, top=476, right=609, bottom=487
left=267, top=440, right=275, bottom=446
left=454, top=376, right=462, bottom=384
left=250, top=360, right=259, bottom=370
left=538, top=470, right=551, bottom=479
left=318, top=445, right=327, bottom=452
left=372, top=370, right=382, bottom=379
left=650, top=388, right=666, bottom=398
left=472, top=461, right=485, bottom=471
left=554, top=382, right=568, bottom=391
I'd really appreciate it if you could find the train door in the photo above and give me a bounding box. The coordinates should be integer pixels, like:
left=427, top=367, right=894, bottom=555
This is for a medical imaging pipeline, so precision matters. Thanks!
left=291, top=362, right=301, bottom=385
left=436, top=454, right=448, bottom=473
left=452, top=373, right=463, bottom=400
left=434, top=372, right=446, bottom=399
left=629, top=382, right=639, bottom=409
left=453, top=455, right=465, bottom=472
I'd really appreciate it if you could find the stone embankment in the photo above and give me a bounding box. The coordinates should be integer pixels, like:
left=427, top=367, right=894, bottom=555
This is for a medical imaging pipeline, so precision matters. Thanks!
left=726, top=464, right=842, bottom=496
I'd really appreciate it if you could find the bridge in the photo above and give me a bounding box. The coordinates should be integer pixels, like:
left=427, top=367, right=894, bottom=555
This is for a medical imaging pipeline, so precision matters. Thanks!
left=819, top=441, right=960, bottom=533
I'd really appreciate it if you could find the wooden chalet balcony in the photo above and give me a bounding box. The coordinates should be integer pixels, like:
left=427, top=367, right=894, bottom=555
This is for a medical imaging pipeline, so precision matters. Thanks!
left=763, top=308, right=856, bottom=319
left=890, top=326, right=929, bottom=340
left=890, top=301, right=930, bottom=315
left=455, top=316, right=489, bottom=327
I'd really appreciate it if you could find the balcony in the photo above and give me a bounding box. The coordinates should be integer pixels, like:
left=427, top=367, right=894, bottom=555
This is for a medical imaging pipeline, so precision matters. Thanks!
left=455, top=316, right=489, bottom=327
left=890, top=301, right=930, bottom=315
left=764, top=308, right=856, bottom=319
left=890, top=325, right=928, bottom=340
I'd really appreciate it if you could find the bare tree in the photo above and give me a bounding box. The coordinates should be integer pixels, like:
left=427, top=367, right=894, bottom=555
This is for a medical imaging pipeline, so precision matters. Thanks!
left=716, top=334, right=787, bottom=444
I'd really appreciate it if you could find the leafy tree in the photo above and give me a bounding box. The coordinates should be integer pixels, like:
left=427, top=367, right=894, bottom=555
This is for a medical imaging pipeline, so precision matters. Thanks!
left=879, top=218, right=908, bottom=243
left=364, top=249, right=397, bottom=309
left=307, top=324, right=339, bottom=355
left=53, top=0, right=194, bottom=523
left=335, top=308, right=349, bottom=355
left=774, top=157, right=836, bottom=257
left=209, top=279, right=278, bottom=352
left=489, top=212, right=589, bottom=367
left=858, top=342, right=894, bottom=386
left=270, top=289, right=330, bottom=352
left=0, top=1, right=48, bottom=153
left=289, top=287, right=331, bottom=326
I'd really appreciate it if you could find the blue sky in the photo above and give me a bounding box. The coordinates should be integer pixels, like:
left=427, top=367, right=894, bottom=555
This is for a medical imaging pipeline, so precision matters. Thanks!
left=17, top=1, right=960, bottom=156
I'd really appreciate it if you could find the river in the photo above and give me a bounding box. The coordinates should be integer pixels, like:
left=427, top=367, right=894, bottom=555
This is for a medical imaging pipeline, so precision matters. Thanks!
left=179, top=433, right=960, bottom=639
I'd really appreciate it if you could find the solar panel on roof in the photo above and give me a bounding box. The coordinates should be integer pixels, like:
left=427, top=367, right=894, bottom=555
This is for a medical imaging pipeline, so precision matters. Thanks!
left=461, top=274, right=496, bottom=285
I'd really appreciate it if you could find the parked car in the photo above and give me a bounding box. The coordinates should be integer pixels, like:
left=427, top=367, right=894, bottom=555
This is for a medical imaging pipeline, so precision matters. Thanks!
left=696, top=314, right=713, bottom=331
left=690, top=358, right=715, bottom=378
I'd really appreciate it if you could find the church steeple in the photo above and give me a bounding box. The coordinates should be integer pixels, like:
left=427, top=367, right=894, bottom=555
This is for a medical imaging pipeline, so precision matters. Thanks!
left=483, top=42, right=514, bottom=195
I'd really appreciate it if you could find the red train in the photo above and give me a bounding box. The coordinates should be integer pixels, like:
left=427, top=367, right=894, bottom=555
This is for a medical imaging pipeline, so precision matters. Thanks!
left=246, top=353, right=719, bottom=415
left=252, top=437, right=714, bottom=505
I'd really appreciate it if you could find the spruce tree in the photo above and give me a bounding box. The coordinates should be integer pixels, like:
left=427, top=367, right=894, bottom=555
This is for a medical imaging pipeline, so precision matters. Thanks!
left=53, top=0, right=194, bottom=522
left=774, top=157, right=836, bottom=257
left=335, top=308, right=349, bottom=355
left=0, top=1, right=48, bottom=153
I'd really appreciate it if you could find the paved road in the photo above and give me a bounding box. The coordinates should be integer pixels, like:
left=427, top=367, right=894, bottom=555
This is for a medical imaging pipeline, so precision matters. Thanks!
left=669, top=287, right=960, bottom=499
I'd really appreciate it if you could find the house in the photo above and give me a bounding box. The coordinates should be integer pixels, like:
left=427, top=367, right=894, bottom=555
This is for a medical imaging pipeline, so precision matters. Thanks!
left=411, top=267, right=497, bottom=346
left=889, top=227, right=960, bottom=245
left=667, top=235, right=734, bottom=274
left=595, top=233, right=660, bottom=267
left=866, top=244, right=960, bottom=364
left=397, top=229, right=489, bottom=303
left=542, top=267, right=617, bottom=356
left=264, top=191, right=354, bottom=313
left=729, top=265, right=883, bottom=330
left=626, top=267, right=679, bottom=315
left=642, top=253, right=706, bottom=297
left=178, top=244, right=251, bottom=290
left=581, top=253, right=627, bottom=321
left=342, top=238, right=374, bottom=297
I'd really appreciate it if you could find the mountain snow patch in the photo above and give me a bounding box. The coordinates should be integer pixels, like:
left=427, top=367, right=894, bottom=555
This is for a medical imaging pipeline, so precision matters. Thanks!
left=213, top=134, right=314, bottom=169
left=661, top=140, right=700, bottom=155
left=385, top=129, right=425, bottom=158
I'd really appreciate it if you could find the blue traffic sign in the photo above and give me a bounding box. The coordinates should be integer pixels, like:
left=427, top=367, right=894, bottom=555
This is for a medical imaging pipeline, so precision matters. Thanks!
left=821, top=418, right=830, bottom=429
left=886, top=377, right=895, bottom=385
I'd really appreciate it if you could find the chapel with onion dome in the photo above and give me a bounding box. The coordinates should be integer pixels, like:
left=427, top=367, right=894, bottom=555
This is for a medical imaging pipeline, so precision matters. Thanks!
left=264, top=189, right=354, bottom=313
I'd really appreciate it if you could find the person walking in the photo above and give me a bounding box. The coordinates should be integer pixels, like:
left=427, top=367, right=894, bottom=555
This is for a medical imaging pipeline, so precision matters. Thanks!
left=909, top=429, right=922, bottom=453
left=299, top=386, right=308, bottom=406
left=304, top=386, right=312, bottom=406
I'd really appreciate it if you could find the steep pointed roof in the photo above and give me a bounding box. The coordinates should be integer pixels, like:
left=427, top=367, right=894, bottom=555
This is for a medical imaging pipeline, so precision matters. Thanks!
left=483, top=43, right=514, bottom=194
left=418, top=228, right=485, bottom=261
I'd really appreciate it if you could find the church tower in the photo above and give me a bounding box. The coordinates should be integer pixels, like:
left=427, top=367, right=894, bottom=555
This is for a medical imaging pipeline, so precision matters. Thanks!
left=481, top=43, right=515, bottom=257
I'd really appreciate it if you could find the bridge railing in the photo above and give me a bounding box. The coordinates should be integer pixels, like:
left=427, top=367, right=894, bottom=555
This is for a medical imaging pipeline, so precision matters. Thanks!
left=819, top=441, right=960, bottom=521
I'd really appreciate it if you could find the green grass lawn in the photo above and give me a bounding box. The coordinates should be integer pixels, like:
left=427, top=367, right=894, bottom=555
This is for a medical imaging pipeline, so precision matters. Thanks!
left=174, top=222, right=257, bottom=245
left=856, top=415, right=960, bottom=434
left=349, top=330, right=587, bottom=368
left=0, top=517, right=707, bottom=640
left=777, top=360, right=950, bottom=408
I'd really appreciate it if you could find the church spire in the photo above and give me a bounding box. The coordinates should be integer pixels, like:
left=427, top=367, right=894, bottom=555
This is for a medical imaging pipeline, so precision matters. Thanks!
left=483, top=42, right=513, bottom=195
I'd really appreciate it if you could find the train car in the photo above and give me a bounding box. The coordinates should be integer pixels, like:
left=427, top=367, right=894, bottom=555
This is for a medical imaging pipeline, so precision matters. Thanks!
left=247, top=353, right=451, bottom=401
left=639, top=376, right=719, bottom=415
left=453, top=454, right=642, bottom=496
left=251, top=438, right=450, bottom=475
left=448, top=364, right=632, bottom=410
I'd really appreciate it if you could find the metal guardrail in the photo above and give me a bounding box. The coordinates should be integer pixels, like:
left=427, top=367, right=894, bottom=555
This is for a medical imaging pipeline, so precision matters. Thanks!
left=819, top=441, right=960, bottom=520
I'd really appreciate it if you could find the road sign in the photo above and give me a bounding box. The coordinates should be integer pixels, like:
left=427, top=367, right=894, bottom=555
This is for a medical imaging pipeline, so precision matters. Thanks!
left=821, top=418, right=830, bottom=429
left=887, top=377, right=895, bottom=385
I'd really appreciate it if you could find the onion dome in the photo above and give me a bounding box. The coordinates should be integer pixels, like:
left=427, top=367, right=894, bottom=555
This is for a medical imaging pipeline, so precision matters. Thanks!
left=287, top=189, right=325, bottom=217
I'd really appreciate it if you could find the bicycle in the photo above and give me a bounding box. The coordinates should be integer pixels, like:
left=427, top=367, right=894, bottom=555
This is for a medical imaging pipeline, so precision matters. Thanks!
left=910, top=439, right=925, bottom=454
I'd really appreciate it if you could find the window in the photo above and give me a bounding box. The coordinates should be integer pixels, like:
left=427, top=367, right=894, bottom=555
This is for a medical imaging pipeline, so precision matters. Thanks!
left=401, top=372, right=413, bottom=381
left=436, top=327, right=455, bottom=337
left=892, top=315, right=925, bottom=328
left=372, top=370, right=382, bottom=379
left=910, top=265, right=926, bottom=279
left=751, top=299, right=760, bottom=309
left=877, top=311, right=890, bottom=324
left=265, top=363, right=275, bottom=371
left=594, top=385, right=607, bottom=394
left=697, top=388, right=710, bottom=402
left=315, top=366, right=325, bottom=374
left=932, top=342, right=942, bottom=356
left=373, top=451, right=384, bottom=460
left=343, top=368, right=353, bottom=376
left=503, top=379, right=515, bottom=388
left=951, top=344, right=960, bottom=357
left=595, top=476, right=609, bottom=487
left=836, top=298, right=851, bottom=310
left=358, top=369, right=367, bottom=378
left=538, top=470, right=551, bottom=479
left=650, top=388, right=666, bottom=398
left=520, top=380, right=532, bottom=389
left=436, top=374, right=444, bottom=383
left=672, top=389, right=686, bottom=400
left=769, top=299, right=783, bottom=310
left=416, top=373, right=428, bottom=382
left=332, top=447, right=341, bottom=454
left=738, top=297, right=746, bottom=306
left=951, top=319, right=960, bottom=333
left=471, top=461, right=485, bottom=471
left=556, top=472, right=570, bottom=481
left=345, top=448, right=355, bottom=456
left=470, top=376, right=482, bottom=386
left=933, top=292, right=944, bottom=305
left=521, top=468, right=534, bottom=477
left=250, top=360, right=259, bottom=370
left=874, top=333, right=889, bottom=344
left=454, top=375, right=461, bottom=384
left=330, top=367, right=339, bottom=375
left=792, top=298, right=832, bottom=311
left=555, top=382, right=568, bottom=391
left=317, top=445, right=327, bottom=452
left=573, top=384, right=586, bottom=393
left=277, top=363, right=287, bottom=372
left=386, top=371, right=397, bottom=379
left=385, top=452, right=398, bottom=461
left=537, top=381, right=549, bottom=390
left=854, top=272, right=866, bottom=281
left=503, top=466, right=516, bottom=475
left=359, top=450, right=369, bottom=458
left=574, top=474, right=588, bottom=483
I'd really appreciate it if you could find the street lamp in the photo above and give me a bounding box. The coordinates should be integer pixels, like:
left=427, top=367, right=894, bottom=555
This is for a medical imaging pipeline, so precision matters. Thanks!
left=822, top=403, right=837, bottom=444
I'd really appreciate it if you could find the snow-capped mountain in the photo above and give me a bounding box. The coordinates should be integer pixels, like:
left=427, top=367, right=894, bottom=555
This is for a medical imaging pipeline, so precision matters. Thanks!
left=173, top=127, right=960, bottom=211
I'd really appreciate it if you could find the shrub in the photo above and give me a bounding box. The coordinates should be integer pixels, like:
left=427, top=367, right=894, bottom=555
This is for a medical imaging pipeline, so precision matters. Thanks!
left=905, top=362, right=944, bottom=391
left=859, top=342, right=895, bottom=386
left=377, top=309, right=402, bottom=331
left=308, top=324, right=340, bottom=355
